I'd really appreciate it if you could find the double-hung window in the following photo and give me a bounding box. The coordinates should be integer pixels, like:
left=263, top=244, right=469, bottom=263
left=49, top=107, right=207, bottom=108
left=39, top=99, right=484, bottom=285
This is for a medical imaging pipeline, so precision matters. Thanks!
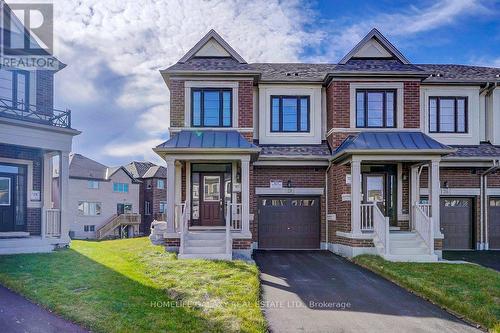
left=271, top=95, right=310, bottom=132
left=356, top=89, right=396, bottom=128
left=191, top=88, right=232, bottom=127
left=159, top=201, right=167, bottom=213
left=429, top=97, right=467, bottom=133
left=157, top=179, right=165, bottom=189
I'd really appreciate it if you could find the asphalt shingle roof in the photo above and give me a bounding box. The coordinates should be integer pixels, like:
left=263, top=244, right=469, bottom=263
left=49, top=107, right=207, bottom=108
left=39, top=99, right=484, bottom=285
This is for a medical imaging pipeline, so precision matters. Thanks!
left=165, top=58, right=256, bottom=72
left=142, top=165, right=168, bottom=179
left=259, top=143, right=331, bottom=158
left=446, top=143, right=500, bottom=158
left=156, top=130, right=259, bottom=150
left=418, top=64, right=500, bottom=83
left=69, top=153, right=108, bottom=180
left=334, top=59, right=424, bottom=73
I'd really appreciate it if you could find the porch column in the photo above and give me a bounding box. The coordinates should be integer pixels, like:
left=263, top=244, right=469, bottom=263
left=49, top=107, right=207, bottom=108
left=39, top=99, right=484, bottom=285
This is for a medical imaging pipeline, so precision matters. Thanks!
left=41, top=152, right=53, bottom=239
left=59, top=151, right=70, bottom=241
left=410, top=165, right=420, bottom=229
left=429, top=159, right=441, bottom=235
left=351, top=159, right=362, bottom=235
left=241, top=157, right=250, bottom=234
left=166, top=158, right=176, bottom=233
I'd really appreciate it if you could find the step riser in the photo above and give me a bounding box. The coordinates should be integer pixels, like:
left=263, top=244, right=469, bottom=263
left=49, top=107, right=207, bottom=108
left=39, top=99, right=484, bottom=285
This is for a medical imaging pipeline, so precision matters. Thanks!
left=183, top=246, right=226, bottom=254
left=178, top=253, right=231, bottom=260
left=186, top=233, right=226, bottom=241
left=185, top=239, right=225, bottom=247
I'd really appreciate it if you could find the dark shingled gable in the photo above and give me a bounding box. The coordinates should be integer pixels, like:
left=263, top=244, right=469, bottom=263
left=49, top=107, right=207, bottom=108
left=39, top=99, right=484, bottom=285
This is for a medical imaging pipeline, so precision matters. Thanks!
left=334, top=59, right=424, bottom=73
left=259, top=142, right=331, bottom=158
left=418, top=64, right=500, bottom=83
left=446, top=143, right=500, bottom=158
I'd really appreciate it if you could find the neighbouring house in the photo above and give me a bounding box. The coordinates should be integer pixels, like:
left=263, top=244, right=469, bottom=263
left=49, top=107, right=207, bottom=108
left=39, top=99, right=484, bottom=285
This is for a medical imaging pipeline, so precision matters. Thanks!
left=124, top=161, right=167, bottom=234
left=67, top=154, right=141, bottom=240
left=0, top=4, right=80, bottom=254
left=150, top=29, right=500, bottom=261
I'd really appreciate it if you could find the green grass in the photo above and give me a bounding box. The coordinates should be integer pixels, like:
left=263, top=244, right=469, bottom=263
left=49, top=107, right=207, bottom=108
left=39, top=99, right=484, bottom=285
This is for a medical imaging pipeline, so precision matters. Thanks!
left=353, top=255, right=500, bottom=333
left=0, top=237, right=266, bottom=333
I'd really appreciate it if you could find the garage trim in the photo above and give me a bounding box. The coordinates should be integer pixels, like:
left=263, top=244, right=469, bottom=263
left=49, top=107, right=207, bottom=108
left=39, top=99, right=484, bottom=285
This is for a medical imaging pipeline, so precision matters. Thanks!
left=255, top=187, right=324, bottom=195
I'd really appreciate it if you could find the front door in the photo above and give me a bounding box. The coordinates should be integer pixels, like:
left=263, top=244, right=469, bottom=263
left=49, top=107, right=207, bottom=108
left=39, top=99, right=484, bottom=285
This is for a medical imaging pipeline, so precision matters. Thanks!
left=199, top=173, right=224, bottom=226
left=0, top=174, right=15, bottom=232
left=362, top=170, right=397, bottom=226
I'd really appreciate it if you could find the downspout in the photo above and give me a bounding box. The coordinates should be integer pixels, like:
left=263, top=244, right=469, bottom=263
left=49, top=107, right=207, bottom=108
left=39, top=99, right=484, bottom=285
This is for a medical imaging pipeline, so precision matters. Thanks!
left=481, top=159, right=500, bottom=250
left=325, top=161, right=333, bottom=251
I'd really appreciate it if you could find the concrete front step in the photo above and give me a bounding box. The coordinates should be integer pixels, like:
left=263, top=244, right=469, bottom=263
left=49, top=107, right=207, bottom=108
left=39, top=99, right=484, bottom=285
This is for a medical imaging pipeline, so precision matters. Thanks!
left=178, top=253, right=232, bottom=260
left=389, top=240, right=427, bottom=248
left=390, top=247, right=430, bottom=255
left=183, top=246, right=226, bottom=254
left=185, top=239, right=225, bottom=247
left=185, top=232, right=226, bottom=241
left=383, top=254, right=438, bottom=262
left=0, top=245, right=55, bottom=254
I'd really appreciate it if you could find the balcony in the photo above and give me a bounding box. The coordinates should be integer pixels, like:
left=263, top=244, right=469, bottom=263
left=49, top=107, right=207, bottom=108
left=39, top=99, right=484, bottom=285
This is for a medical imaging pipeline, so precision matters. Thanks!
left=0, top=98, right=71, bottom=129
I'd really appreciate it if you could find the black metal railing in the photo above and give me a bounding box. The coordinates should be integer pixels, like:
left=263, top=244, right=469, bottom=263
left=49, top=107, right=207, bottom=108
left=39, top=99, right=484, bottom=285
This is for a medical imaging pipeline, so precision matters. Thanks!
left=0, top=98, right=71, bottom=128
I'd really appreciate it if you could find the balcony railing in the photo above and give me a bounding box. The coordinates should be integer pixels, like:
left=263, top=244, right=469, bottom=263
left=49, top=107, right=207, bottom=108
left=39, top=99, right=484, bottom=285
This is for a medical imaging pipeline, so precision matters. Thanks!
left=0, top=98, right=71, bottom=128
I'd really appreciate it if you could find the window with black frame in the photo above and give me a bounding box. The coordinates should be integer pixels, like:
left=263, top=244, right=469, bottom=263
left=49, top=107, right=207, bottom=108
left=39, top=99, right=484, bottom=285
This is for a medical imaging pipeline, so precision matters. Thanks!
left=270, top=95, right=310, bottom=132
left=429, top=96, right=467, bottom=133
left=191, top=88, right=232, bottom=127
left=356, top=89, right=396, bottom=128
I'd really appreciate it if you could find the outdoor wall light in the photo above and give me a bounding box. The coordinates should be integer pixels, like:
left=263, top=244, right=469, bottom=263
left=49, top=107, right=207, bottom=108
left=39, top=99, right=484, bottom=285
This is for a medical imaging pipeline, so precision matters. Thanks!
left=287, top=180, right=292, bottom=188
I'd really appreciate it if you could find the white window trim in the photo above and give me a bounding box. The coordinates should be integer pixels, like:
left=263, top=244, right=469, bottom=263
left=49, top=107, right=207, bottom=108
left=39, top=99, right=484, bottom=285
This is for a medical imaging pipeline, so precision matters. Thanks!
left=145, top=201, right=151, bottom=215
left=78, top=201, right=102, bottom=216
left=349, top=82, right=404, bottom=129
left=0, top=157, right=37, bottom=208
left=184, top=81, right=239, bottom=128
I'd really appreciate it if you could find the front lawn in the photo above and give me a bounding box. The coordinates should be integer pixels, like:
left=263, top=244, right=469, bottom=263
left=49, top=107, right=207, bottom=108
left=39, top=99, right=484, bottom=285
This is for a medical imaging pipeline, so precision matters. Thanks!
left=0, top=238, right=266, bottom=333
left=354, top=255, right=500, bottom=333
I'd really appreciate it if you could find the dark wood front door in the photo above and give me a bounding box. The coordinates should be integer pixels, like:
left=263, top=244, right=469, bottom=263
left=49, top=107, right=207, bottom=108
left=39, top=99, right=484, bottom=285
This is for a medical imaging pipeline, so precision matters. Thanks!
left=199, top=173, right=224, bottom=226
left=0, top=174, right=16, bottom=232
left=440, top=197, right=473, bottom=250
left=258, top=196, right=320, bottom=249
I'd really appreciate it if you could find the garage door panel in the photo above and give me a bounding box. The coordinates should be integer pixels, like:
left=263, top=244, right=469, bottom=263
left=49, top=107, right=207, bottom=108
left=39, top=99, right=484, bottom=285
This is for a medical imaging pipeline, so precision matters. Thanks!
left=440, top=198, right=473, bottom=250
left=489, top=198, right=500, bottom=249
left=259, top=196, right=320, bottom=249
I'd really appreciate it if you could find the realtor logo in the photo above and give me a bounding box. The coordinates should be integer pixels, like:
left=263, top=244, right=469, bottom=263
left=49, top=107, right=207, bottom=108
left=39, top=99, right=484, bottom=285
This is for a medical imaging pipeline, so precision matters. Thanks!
left=1, top=2, right=57, bottom=69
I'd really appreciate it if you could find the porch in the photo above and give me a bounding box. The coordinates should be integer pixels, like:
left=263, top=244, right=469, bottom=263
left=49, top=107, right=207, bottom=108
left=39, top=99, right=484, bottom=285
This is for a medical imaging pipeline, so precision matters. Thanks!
left=331, top=131, right=455, bottom=261
left=152, top=130, right=259, bottom=259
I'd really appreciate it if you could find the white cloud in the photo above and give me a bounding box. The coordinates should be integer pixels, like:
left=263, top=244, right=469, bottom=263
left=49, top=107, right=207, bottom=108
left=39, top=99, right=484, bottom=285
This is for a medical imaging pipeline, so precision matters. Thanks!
left=102, top=138, right=165, bottom=163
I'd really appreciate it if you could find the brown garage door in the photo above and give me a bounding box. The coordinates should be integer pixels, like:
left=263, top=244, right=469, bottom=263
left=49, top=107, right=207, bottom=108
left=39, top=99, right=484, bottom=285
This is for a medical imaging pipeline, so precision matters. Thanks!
left=488, top=197, right=500, bottom=249
left=440, top=197, right=473, bottom=250
left=258, top=196, right=320, bottom=249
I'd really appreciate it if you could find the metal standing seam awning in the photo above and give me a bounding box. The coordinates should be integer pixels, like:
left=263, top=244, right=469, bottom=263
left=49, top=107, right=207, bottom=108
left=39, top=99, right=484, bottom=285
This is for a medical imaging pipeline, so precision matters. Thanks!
left=331, top=131, right=456, bottom=162
left=153, top=130, right=261, bottom=155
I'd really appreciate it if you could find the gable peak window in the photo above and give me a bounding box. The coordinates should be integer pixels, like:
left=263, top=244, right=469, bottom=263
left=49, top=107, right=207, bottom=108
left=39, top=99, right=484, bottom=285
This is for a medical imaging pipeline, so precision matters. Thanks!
left=356, top=89, right=396, bottom=128
left=192, top=88, right=232, bottom=127
left=271, top=95, right=310, bottom=132
left=429, top=96, right=467, bottom=133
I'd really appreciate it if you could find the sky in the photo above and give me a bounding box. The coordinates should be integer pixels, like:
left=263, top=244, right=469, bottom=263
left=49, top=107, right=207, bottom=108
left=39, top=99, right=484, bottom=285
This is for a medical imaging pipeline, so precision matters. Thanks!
left=41, top=0, right=500, bottom=166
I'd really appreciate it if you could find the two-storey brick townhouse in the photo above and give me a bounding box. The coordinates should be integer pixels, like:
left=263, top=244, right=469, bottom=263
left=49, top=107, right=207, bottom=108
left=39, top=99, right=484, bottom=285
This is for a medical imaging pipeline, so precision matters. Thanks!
left=0, top=4, right=80, bottom=253
left=125, top=161, right=167, bottom=234
left=150, top=29, right=500, bottom=261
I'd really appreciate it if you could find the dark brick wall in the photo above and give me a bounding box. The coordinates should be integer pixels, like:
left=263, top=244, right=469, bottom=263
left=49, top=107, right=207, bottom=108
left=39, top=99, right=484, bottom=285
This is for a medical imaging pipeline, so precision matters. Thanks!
left=251, top=166, right=326, bottom=244
left=0, top=144, right=43, bottom=235
left=326, top=81, right=350, bottom=129
left=35, top=70, right=54, bottom=115
left=168, top=80, right=185, bottom=127
left=327, top=164, right=351, bottom=242
left=233, top=238, right=252, bottom=249
left=139, top=177, right=167, bottom=234
left=238, top=80, right=253, bottom=127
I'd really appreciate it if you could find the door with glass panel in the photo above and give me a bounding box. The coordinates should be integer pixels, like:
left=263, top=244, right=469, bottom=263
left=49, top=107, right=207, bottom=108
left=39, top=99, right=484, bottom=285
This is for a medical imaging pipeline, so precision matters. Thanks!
left=0, top=174, right=15, bottom=232
left=198, top=173, right=224, bottom=226
left=362, top=172, right=397, bottom=226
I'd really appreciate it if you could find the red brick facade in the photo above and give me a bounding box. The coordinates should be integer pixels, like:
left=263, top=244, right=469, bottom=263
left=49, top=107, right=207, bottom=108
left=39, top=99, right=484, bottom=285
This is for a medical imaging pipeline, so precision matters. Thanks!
left=403, top=81, right=420, bottom=128
left=167, top=80, right=185, bottom=127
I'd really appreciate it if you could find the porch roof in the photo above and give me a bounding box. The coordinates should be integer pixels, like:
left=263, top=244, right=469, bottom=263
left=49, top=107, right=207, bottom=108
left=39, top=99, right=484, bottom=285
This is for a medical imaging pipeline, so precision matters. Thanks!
left=332, top=131, right=455, bottom=162
left=154, top=130, right=261, bottom=154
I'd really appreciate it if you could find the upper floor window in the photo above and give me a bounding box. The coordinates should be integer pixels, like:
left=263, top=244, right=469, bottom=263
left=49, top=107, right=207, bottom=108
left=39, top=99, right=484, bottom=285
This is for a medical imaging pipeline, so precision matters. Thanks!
left=191, top=88, right=232, bottom=127
left=159, top=201, right=167, bottom=213
left=356, top=89, right=396, bottom=128
left=87, top=180, right=99, bottom=189
left=429, top=97, right=467, bottom=133
left=113, top=182, right=129, bottom=193
left=271, top=95, right=310, bottom=132
left=0, top=70, right=29, bottom=110
left=157, top=179, right=165, bottom=189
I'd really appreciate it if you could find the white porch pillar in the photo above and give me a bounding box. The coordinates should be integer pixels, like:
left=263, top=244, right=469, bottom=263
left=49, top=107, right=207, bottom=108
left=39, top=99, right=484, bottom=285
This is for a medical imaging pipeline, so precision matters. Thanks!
left=59, top=151, right=70, bottom=241
left=351, top=159, right=362, bottom=235
left=241, top=158, right=250, bottom=234
left=430, top=159, right=441, bottom=236
left=166, top=158, right=176, bottom=233
left=41, top=152, right=53, bottom=239
left=410, top=165, right=420, bottom=230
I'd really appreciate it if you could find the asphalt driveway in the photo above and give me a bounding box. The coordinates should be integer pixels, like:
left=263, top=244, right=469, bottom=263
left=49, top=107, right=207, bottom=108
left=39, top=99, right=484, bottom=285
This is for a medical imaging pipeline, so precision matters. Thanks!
left=443, top=250, right=500, bottom=271
left=254, top=251, right=480, bottom=333
left=0, top=285, right=88, bottom=333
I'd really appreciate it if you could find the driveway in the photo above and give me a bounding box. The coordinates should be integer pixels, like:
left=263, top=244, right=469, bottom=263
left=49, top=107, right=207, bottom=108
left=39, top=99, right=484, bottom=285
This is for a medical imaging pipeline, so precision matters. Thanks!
left=443, top=251, right=500, bottom=271
left=254, top=251, right=480, bottom=333
left=0, top=285, right=88, bottom=333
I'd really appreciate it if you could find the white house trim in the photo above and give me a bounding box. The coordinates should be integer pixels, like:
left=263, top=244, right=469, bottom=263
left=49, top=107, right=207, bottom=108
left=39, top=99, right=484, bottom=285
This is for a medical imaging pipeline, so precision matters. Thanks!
left=0, top=157, right=38, bottom=208
left=255, top=187, right=324, bottom=195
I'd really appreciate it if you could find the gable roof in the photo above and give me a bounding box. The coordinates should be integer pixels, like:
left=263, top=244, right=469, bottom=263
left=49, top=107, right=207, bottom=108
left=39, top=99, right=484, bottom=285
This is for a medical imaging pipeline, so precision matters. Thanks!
left=332, top=132, right=455, bottom=161
left=142, top=165, right=168, bottom=179
left=339, top=28, right=410, bottom=65
left=178, top=29, right=246, bottom=64
left=125, top=161, right=155, bottom=178
left=69, top=154, right=138, bottom=182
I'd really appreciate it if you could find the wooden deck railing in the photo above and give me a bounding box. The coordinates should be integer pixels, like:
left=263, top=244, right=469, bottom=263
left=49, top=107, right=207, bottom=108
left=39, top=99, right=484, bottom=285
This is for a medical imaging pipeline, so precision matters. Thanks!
left=96, top=213, right=141, bottom=240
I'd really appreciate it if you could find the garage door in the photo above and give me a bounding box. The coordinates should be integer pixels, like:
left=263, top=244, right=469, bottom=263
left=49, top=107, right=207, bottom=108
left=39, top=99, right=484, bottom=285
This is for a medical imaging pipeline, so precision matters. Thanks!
left=440, top=198, right=473, bottom=250
left=258, top=196, right=320, bottom=249
left=488, top=197, right=500, bottom=249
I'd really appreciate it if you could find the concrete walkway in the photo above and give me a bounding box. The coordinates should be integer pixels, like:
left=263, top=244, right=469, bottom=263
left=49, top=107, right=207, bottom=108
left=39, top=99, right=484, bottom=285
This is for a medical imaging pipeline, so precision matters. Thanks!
left=254, top=251, right=481, bottom=333
left=0, top=285, right=88, bottom=333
